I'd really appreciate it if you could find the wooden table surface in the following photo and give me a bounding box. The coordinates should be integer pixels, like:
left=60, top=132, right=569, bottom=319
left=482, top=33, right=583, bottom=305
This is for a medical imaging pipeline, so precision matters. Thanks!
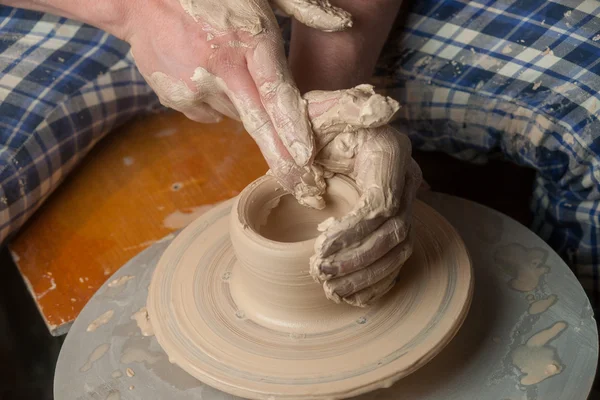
left=8, top=111, right=267, bottom=335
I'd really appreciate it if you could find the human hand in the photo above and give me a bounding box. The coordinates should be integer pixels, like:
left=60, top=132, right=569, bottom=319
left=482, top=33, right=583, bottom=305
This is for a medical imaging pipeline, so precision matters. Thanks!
left=304, top=85, right=422, bottom=307
left=123, top=0, right=352, bottom=208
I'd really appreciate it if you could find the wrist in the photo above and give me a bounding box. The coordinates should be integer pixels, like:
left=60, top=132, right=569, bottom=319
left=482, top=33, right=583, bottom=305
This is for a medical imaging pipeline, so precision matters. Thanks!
left=290, top=21, right=368, bottom=93
left=289, top=0, right=402, bottom=93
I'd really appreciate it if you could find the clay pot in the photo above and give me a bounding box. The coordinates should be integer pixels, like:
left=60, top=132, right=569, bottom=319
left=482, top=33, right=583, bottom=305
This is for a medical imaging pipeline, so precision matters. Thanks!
left=229, top=174, right=360, bottom=330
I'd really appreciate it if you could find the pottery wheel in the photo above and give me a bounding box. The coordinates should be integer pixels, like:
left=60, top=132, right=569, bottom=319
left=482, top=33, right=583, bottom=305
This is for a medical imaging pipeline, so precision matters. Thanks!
left=146, top=199, right=472, bottom=400
left=54, top=193, right=599, bottom=400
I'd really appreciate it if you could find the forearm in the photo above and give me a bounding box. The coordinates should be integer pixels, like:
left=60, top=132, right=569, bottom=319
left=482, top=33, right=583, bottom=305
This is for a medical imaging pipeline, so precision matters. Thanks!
left=289, top=0, right=402, bottom=93
left=1, top=0, right=132, bottom=39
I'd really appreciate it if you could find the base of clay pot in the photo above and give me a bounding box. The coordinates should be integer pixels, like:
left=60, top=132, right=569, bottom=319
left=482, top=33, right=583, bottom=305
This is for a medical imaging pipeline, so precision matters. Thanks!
left=147, top=183, right=473, bottom=400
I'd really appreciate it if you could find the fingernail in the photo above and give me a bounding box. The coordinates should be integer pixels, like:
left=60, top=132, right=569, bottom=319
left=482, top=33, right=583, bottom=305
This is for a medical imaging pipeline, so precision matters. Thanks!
left=320, top=265, right=338, bottom=276
left=290, top=142, right=312, bottom=166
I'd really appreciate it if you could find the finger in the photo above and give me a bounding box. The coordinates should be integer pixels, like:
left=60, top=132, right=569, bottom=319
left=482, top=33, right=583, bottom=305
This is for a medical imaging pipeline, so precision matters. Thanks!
left=204, top=92, right=240, bottom=121
left=313, top=159, right=421, bottom=279
left=182, top=103, right=224, bottom=123
left=304, top=85, right=400, bottom=150
left=313, top=214, right=409, bottom=281
left=314, top=129, right=412, bottom=258
left=223, top=69, right=326, bottom=208
left=322, top=233, right=413, bottom=303
left=271, top=0, right=353, bottom=32
left=247, top=38, right=315, bottom=167
left=143, top=71, right=224, bottom=123
left=342, top=267, right=401, bottom=307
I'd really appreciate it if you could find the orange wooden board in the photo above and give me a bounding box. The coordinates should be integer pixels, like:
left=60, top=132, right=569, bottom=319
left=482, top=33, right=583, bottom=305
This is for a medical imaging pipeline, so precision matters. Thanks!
left=8, top=111, right=267, bottom=335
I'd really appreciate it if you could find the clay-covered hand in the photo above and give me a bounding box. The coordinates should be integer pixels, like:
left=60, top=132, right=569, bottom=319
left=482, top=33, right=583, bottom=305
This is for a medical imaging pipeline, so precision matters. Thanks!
left=304, top=85, right=423, bottom=307
left=124, top=0, right=351, bottom=208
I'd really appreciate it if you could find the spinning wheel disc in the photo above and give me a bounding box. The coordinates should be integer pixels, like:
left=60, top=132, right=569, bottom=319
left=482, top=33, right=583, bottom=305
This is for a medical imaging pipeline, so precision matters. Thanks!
left=147, top=200, right=473, bottom=400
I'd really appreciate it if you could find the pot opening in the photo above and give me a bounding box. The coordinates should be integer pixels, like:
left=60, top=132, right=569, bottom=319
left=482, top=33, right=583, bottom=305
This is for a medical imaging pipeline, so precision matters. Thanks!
left=256, top=191, right=353, bottom=244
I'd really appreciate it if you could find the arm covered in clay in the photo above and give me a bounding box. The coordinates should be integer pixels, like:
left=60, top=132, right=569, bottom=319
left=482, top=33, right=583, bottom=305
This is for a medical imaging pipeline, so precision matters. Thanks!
left=289, top=0, right=403, bottom=93
left=2, top=0, right=353, bottom=208
left=304, top=86, right=422, bottom=306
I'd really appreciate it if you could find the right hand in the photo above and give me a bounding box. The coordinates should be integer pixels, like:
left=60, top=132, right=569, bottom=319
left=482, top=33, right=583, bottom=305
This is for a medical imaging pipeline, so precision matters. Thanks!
left=122, top=0, right=352, bottom=208
left=303, top=85, right=423, bottom=306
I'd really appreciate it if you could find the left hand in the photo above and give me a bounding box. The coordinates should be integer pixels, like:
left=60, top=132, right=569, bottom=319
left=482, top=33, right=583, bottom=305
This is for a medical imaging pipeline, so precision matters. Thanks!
left=304, top=85, right=423, bottom=307
left=125, top=0, right=352, bottom=209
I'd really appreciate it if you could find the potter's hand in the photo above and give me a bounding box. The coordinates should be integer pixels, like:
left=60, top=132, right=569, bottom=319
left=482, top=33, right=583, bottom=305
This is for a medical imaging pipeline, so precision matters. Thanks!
left=124, top=0, right=351, bottom=207
left=305, top=85, right=422, bottom=307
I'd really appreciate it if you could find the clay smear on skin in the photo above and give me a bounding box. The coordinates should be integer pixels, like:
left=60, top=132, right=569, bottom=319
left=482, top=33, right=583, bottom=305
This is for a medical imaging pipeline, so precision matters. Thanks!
left=80, top=343, right=110, bottom=372
left=131, top=307, right=155, bottom=337
left=511, top=322, right=567, bottom=385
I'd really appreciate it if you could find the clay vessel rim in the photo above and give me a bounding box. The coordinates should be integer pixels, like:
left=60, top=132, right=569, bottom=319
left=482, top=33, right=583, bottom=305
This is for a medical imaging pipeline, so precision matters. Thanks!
left=233, top=175, right=358, bottom=249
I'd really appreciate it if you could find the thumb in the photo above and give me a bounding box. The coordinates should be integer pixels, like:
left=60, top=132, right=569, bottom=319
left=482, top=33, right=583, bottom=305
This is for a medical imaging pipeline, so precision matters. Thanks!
left=271, top=0, right=353, bottom=32
left=304, top=85, right=400, bottom=150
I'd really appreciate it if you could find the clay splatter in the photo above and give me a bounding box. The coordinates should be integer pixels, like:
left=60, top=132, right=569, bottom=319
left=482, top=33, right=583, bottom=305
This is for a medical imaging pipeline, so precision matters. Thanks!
left=105, top=391, right=120, bottom=400
left=37, top=276, right=57, bottom=299
left=80, top=343, right=110, bottom=372
left=9, top=250, right=20, bottom=262
left=526, top=294, right=535, bottom=302
left=87, top=310, right=115, bottom=332
left=123, top=240, right=157, bottom=251
left=494, top=244, right=549, bottom=292
left=163, top=204, right=217, bottom=229
left=121, top=347, right=161, bottom=365
left=511, top=322, right=567, bottom=385
left=131, top=307, right=154, bottom=337
left=528, top=295, right=558, bottom=315
left=413, top=56, right=432, bottom=68
left=108, top=275, right=135, bottom=288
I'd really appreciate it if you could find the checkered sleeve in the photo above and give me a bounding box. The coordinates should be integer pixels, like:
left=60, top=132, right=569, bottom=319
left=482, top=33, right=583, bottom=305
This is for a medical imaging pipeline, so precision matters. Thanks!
left=0, top=8, right=160, bottom=245
left=374, top=0, right=600, bottom=311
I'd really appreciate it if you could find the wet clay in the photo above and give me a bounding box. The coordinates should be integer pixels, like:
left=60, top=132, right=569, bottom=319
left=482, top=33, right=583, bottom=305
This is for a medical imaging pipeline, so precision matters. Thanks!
left=80, top=343, right=110, bottom=372
left=147, top=175, right=473, bottom=400
left=495, top=244, right=549, bottom=292
left=107, top=276, right=135, bottom=288
left=528, top=295, right=558, bottom=315
left=511, top=322, right=567, bottom=385
left=105, top=392, right=120, bottom=400
left=131, top=307, right=154, bottom=337
left=87, top=310, right=114, bottom=332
